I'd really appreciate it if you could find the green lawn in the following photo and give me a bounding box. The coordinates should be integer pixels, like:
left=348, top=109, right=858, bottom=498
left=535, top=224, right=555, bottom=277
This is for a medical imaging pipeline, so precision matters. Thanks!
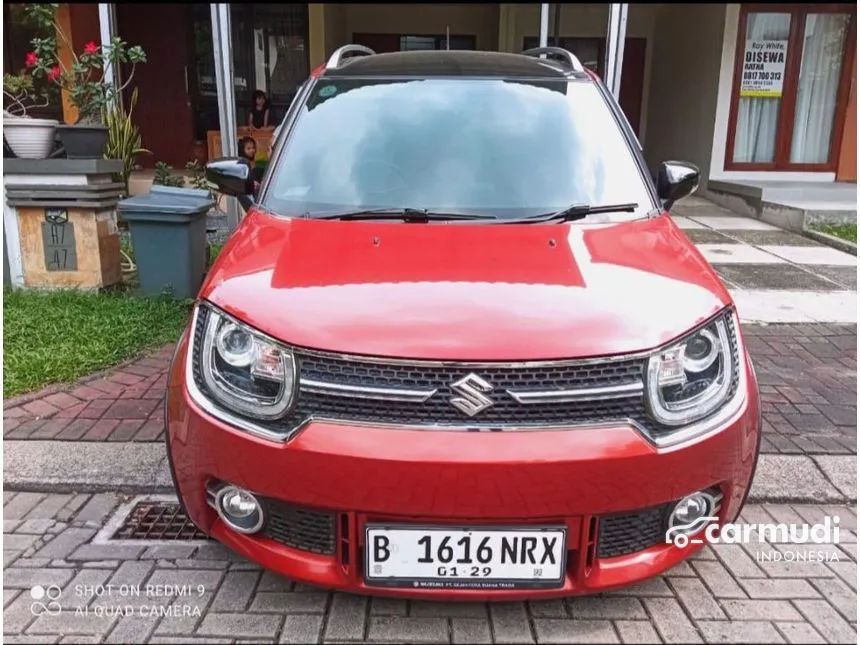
left=809, top=222, right=857, bottom=244
left=3, top=289, right=191, bottom=398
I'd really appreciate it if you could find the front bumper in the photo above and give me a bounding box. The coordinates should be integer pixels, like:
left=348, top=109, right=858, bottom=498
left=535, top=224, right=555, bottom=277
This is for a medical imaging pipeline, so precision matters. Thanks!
left=166, top=337, right=760, bottom=599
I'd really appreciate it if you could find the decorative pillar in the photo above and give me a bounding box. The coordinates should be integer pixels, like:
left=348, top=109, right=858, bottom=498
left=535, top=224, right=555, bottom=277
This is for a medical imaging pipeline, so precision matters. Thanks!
left=497, top=4, right=516, bottom=53
left=97, top=3, right=120, bottom=108
left=539, top=4, right=550, bottom=49
left=308, top=4, right=326, bottom=70
left=3, top=159, right=124, bottom=290
left=55, top=4, right=102, bottom=124
left=210, top=3, right=239, bottom=228
left=603, top=3, right=628, bottom=99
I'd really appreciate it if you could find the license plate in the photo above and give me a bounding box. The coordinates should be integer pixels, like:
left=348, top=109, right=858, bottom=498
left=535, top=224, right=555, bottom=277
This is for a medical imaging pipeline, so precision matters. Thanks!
left=364, top=525, right=567, bottom=590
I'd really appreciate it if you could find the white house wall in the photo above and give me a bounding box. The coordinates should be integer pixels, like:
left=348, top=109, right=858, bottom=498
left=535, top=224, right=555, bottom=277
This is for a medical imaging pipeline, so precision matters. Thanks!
left=642, top=3, right=727, bottom=187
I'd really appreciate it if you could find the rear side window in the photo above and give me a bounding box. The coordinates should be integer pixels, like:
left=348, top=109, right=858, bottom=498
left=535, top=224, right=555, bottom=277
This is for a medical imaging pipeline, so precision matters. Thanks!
left=264, top=77, right=653, bottom=221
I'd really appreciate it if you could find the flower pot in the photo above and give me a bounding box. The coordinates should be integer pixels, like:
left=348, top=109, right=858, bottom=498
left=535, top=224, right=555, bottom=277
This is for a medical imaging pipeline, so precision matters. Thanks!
left=3, top=117, right=59, bottom=159
left=56, top=123, right=109, bottom=159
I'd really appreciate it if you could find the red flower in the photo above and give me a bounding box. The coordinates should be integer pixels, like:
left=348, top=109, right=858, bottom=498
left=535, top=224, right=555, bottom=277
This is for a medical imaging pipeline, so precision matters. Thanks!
left=47, top=66, right=61, bottom=82
left=25, top=52, right=38, bottom=67
left=83, top=41, right=99, bottom=55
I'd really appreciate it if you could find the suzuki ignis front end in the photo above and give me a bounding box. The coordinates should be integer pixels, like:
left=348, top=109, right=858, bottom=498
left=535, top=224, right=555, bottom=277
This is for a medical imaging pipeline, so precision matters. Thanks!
left=165, top=48, right=761, bottom=599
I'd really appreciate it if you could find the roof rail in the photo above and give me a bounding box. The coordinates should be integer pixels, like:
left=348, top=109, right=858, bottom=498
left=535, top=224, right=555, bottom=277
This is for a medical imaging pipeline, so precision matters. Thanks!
left=521, top=47, right=584, bottom=73
left=326, top=44, right=376, bottom=70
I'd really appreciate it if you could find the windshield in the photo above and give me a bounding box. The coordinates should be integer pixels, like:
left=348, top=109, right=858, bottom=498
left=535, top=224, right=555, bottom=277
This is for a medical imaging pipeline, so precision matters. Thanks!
left=263, top=77, right=654, bottom=222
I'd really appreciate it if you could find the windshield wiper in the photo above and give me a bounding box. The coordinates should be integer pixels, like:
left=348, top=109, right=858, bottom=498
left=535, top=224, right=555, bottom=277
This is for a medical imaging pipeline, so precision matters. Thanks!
left=507, top=202, right=640, bottom=224
left=305, top=208, right=494, bottom=222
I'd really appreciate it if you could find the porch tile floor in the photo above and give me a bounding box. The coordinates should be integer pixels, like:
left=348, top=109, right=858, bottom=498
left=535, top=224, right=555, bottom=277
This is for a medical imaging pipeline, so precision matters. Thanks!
left=759, top=245, right=858, bottom=267
left=684, top=215, right=781, bottom=231
left=696, top=244, right=786, bottom=265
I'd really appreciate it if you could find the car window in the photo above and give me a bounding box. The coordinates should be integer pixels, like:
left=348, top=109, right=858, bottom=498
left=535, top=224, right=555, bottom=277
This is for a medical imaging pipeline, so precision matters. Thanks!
left=263, top=77, right=654, bottom=221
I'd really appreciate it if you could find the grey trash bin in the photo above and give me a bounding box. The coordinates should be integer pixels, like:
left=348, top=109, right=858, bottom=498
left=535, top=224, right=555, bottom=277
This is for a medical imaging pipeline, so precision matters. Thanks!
left=117, top=186, right=215, bottom=299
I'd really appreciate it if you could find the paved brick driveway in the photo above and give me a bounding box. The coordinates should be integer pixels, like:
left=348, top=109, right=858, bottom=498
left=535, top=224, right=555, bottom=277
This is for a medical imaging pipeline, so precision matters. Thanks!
left=3, top=492, right=857, bottom=643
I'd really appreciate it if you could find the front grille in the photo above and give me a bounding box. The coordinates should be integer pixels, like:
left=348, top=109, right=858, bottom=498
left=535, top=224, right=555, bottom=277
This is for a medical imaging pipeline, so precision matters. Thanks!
left=192, top=305, right=650, bottom=431
left=290, top=353, right=646, bottom=428
left=598, top=505, right=669, bottom=559
left=192, top=306, right=741, bottom=439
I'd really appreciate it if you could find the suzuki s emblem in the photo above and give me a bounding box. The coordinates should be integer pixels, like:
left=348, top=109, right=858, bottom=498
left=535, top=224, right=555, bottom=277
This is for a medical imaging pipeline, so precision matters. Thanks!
left=449, top=373, right=494, bottom=417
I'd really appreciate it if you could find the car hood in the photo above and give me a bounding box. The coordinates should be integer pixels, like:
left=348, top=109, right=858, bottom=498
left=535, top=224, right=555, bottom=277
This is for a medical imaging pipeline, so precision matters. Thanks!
left=201, top=209, right=731, bottom=361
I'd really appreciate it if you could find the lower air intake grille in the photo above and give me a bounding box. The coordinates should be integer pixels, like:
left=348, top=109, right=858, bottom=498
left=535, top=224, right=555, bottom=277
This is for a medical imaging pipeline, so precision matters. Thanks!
left=598, top=505, right=669, bottom=559
left=598, top=488, right=723, bottom=559
left=262, top=501, right=337, bottom=555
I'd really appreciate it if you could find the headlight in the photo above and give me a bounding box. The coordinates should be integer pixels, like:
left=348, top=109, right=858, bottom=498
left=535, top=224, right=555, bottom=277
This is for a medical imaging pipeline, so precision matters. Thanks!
left=198, top=305, right=296, bottom=419
left=645, top=313, right=736, bottom=427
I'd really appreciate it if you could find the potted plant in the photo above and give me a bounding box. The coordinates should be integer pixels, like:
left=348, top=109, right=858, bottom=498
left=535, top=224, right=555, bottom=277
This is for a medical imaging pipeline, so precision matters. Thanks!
left=3, top=68, right=58, bottom=159
left=23, top=3, right=146, bottom=159
left=103, top=87, right=150, bottom=195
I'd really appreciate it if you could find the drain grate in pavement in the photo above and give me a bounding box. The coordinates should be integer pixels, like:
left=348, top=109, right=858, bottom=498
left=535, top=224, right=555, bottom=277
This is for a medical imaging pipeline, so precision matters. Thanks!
left=110, top=501, right=209, bottom=541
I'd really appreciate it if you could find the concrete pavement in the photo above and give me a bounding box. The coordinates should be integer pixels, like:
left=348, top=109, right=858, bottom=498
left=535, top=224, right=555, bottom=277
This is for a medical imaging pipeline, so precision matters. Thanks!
left=3, top=492, right=857, bottom=644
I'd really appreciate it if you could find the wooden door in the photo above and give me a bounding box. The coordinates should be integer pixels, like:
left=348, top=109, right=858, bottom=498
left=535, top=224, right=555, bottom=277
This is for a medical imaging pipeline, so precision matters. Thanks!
left=837, top=48, right=856, bottom=182
left=619, top=38, right=646, bottom=136
left=116, top=3, right=195, bottom=168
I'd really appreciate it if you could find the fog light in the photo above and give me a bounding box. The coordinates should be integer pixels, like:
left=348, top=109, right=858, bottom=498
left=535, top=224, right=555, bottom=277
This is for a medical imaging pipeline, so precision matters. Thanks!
left=666, top=491, right=718, bottom=547
left=215, top=486, right=265, bottom=534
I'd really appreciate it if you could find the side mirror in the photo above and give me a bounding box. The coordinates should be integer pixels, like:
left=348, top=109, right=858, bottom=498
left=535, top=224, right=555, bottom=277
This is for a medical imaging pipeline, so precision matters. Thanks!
left=656, top=161, right=700, bottom=211
left=205, top=157, right=255, bottom=198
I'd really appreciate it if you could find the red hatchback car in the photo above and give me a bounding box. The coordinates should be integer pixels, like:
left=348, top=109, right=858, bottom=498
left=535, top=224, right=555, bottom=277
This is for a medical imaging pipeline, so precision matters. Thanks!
left=166, top=46, right=761, bottom=599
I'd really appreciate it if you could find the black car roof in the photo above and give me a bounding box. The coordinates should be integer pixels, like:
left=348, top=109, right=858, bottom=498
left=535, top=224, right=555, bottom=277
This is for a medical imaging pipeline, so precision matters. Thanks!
left=323, top=50, right=590, bottom=80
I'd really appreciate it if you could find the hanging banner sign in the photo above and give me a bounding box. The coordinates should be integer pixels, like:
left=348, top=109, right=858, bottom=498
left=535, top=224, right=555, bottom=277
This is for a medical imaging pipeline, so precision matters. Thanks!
left=739, top=39, right=788, bottom=98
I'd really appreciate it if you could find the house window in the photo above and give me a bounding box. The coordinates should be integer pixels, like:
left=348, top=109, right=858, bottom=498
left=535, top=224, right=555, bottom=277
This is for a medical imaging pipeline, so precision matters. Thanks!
left=400, top=35, right=476, bottom=51
left=726, top=5, right=855, bottom=171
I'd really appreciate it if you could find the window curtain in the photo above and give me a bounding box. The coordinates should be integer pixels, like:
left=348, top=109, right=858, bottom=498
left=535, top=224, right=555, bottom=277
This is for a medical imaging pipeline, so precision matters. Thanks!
left=789, top=14, right=850, bottom=164
left=732, top=13, right=791, bottom=163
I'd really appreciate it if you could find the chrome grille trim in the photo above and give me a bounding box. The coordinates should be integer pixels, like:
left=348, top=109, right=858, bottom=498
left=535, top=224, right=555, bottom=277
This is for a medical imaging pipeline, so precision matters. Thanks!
left=506, top=381, right=644, bottom=404
left=300, top=378, right=437, bottom=402
left=293, top=345, right=655, bottom=369
left=297, top=377, right=645, bottom=406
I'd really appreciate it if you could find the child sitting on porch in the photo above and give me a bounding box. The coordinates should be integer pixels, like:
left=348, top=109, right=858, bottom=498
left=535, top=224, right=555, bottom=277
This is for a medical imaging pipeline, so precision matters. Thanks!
left=248, top=90, right=270, bottom=130
left=238, top=136, right=264, bottom=194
